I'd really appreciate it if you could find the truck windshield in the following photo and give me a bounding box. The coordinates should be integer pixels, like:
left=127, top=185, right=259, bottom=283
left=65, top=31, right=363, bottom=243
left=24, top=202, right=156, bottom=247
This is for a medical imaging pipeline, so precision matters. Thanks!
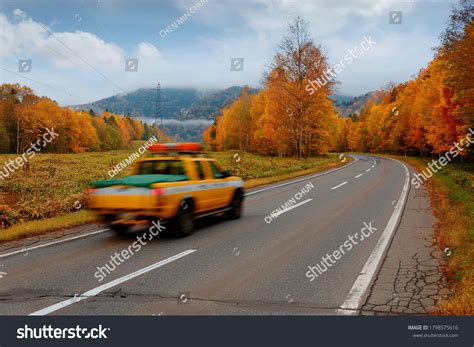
left=137, top=160, right=186, bottom=176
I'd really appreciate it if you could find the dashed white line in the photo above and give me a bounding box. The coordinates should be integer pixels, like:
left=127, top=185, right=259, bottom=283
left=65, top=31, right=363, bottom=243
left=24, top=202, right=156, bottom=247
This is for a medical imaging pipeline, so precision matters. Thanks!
left=331, top=181, right=348, bottom=190
left=355, top=173, right=363, bottom=178
left=273, top=198, right=313, bottom=217
left=366, top=168, right=371, bottom=172
left=29, top=249, right=197, bottom=316
left=245, top=155, right=358, bottom=196
left=0, top=228, right=111, bottom=259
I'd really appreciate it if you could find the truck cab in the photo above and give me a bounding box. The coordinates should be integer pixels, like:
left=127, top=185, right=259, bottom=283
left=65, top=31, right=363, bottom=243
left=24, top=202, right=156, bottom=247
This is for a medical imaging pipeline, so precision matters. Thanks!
left=87, top=143, right=244, bottom=237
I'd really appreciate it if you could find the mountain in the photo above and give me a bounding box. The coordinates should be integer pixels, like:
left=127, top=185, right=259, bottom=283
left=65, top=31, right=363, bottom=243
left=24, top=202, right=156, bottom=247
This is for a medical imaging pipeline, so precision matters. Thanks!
left=183, top=86, right=258, bottom=120
left=73, top=86, right=379, bottom=121
left=332, top=91, right=383, bottom=117
left=72, top=86, right=258, bottom=121
left=71, top=86, right=259, bottom=142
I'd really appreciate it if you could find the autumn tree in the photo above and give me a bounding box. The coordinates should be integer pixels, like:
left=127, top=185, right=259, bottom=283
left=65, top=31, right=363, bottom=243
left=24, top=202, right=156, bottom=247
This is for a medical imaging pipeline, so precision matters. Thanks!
left=266, top=17, right=336, bottom=158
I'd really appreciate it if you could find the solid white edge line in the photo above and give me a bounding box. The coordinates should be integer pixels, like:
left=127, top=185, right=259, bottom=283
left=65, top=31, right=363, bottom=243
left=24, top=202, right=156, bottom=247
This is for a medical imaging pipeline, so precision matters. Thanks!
left=245, top=155, right=358, bottom=196
left=29, top=249, right=197, bottom=316
left=355, top=173, right=363, bottom=178
left=331, top=181, right=348, bottom=190
left=0, top=228, right=111, bottom=259
left=337, top=158, right=410, bottom=315
left=274, top=198, right=313, bottom=217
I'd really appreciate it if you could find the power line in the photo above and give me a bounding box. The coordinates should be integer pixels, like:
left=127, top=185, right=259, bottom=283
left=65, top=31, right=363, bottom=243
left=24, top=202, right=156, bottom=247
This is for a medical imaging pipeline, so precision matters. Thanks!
left=0, top=66, right=88, bottom=102
left=38, top=35, right=88, bottom=72
left=32, top=17, right=126, bottom=93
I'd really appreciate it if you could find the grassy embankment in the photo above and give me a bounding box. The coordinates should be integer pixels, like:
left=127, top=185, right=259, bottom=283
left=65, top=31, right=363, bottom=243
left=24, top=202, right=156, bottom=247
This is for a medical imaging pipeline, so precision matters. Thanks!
left=0, top=144, right=349, bottom=242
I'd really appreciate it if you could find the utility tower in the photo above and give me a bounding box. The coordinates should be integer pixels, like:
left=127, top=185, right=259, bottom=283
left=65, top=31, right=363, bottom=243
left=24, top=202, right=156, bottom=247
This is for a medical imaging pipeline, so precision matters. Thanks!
left=155, top=82, right=162, bottom=129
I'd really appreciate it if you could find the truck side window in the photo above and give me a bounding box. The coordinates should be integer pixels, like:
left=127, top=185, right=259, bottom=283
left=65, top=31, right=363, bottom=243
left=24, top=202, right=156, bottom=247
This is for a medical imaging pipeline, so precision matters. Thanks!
left=209, top=162, right=225, bottom=179
left=195, top=161, right=205, bottom=180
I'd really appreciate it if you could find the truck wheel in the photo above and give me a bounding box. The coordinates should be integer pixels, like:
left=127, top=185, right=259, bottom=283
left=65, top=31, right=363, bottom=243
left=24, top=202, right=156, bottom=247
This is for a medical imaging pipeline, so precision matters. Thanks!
left=227, top=191, right=243, bottom=220
left=109, top=223, right=129, bottom=234
left=174, top=202, right=194, bottom=237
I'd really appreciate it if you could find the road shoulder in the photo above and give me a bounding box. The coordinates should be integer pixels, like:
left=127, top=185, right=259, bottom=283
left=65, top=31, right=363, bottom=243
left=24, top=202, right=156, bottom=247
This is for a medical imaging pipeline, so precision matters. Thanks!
left=360, top=163, right=451, bottom=315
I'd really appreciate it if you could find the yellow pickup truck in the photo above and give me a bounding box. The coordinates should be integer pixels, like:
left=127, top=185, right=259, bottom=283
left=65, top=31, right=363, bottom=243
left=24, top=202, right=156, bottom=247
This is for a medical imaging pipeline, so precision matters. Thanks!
left=87, top=143, right=244, bottom=237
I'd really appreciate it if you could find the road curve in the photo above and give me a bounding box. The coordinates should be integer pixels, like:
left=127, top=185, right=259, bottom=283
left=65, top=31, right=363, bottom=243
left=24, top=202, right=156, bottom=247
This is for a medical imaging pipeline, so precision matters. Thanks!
left=0, top=155, right=413, bottom=315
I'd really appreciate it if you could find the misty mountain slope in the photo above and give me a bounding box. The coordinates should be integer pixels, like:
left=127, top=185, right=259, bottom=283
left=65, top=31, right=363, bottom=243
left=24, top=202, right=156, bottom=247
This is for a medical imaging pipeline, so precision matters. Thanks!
left=332, top=91, right=383, bottom=117
left=72, top=86, right=258, bottom=121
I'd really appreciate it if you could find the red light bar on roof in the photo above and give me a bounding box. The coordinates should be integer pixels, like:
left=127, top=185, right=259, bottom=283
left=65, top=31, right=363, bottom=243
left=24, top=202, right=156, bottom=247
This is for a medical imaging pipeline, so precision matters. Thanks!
left=149, top=143, right=202, bottom=153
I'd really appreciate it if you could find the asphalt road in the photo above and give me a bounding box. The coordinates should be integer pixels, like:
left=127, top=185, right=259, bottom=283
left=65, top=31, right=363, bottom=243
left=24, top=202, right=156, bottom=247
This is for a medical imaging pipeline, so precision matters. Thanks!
left=0, top=154, right=412, bottom=315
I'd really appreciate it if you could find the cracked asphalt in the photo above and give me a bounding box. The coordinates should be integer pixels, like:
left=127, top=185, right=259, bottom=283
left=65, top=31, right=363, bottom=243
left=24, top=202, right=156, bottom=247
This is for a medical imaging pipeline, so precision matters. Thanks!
left=361, top=186, right=451, bottom=315
left=0, top=155, right=448, bottom=315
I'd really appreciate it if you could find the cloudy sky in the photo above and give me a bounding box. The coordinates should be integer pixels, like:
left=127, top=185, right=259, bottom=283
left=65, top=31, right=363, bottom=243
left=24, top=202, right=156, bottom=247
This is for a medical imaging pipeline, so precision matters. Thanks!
left=0, top=0, right=456, bottom=106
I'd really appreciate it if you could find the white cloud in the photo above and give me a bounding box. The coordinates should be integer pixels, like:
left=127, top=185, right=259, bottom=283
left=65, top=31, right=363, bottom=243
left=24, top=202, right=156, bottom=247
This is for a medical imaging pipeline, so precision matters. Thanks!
left=1, top=9, right=124, bottom=70
left=134, top=42, right=164, bottom=64
left=0, top=12, right=45, bottom=57
left=13, top=8, right=27, bottom=19
left=43, top=31, right=124, bottom=70
left=178, top=0, right=400, bottom=36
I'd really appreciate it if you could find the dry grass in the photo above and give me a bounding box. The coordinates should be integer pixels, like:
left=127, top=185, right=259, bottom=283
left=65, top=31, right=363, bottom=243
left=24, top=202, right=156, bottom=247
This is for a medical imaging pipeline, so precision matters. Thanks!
left=213, top=151, right=343, bottom=181
left=244, top=157, right=352, bottom=189
left=0, top=210, right=95, bottom=242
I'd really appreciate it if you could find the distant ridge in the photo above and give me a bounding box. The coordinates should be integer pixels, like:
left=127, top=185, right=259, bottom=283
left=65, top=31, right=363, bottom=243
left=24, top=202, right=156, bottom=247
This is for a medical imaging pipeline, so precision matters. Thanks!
left=71, top=86, right=258, bottom=121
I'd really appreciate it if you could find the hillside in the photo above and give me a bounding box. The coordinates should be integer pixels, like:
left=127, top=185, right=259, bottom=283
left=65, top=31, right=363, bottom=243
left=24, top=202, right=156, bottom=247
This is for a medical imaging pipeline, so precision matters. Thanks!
left=333, top=91, right=383, bottom=117
left=72, top=86, right=258, bottom=121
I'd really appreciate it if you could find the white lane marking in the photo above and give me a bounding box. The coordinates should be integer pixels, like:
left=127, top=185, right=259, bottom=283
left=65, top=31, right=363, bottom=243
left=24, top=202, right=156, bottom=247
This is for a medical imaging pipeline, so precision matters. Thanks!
left=366, top=168, right=371, bottom=172
left=274, top=198, right=312, bottom=217
left=0, top=228, right=110, bottom=259
left=337, top=159, right=410, bottom=315
left=29, top=249, right=196, bottom=316
left=331, top=181, right=348, bottom=190
left=355, top=173, right=363, bottom=178
left=245, top=156, right=358, bottom=196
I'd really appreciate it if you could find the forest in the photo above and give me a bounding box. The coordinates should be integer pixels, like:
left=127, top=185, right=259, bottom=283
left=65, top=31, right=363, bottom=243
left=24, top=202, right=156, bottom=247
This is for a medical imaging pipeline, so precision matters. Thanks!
left=0, top=83, right=163, bottom=154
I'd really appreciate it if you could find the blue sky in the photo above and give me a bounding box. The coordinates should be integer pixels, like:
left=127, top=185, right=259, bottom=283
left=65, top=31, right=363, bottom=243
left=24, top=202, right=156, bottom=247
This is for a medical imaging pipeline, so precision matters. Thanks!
left=0, top=0, right=456, bottom=106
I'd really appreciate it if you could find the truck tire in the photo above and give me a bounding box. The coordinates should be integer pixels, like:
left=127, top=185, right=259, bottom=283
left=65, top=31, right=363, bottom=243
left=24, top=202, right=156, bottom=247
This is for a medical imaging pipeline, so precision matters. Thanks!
left=227, top=190, right=243, bottom=220
left=174, top=201, right=195, bottom=237
left=109, top=223, right=129, bottom=234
